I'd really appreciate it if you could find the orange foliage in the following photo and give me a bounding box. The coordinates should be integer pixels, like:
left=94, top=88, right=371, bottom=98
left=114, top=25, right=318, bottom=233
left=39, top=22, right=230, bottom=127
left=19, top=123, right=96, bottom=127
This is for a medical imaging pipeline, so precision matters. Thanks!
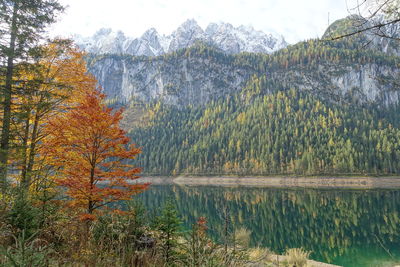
left=196, top=216, right=208, bottom=237
left=43, top=88, right=149, bottom=216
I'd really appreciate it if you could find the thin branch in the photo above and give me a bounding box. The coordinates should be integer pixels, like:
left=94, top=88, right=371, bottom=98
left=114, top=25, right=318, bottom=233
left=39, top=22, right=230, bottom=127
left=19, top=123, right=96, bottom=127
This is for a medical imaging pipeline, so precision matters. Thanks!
left=367, top=0, right=392, bottom=18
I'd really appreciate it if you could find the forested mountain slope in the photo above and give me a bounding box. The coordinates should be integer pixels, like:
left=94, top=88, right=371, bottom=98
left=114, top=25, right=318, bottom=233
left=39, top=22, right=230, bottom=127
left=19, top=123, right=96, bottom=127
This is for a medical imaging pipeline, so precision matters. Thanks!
left=129, top=87, right=400, bottom=176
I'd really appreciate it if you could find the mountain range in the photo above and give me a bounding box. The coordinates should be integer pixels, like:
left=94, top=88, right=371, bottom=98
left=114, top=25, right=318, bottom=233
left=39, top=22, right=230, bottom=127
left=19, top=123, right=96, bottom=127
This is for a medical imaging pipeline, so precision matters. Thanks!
left=74, top=19, right=288, bottom=56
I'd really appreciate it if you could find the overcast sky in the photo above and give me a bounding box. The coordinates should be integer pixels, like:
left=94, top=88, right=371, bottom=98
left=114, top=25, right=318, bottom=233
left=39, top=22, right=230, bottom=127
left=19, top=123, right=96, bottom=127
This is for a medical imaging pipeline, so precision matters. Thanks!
left=49, top=0, right=359, bottom=44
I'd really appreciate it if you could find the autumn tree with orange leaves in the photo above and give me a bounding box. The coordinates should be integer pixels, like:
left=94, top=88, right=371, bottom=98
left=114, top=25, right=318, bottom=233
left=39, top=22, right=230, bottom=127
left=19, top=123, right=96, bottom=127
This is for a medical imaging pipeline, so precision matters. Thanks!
left=43, top=88, right=148, bottom=220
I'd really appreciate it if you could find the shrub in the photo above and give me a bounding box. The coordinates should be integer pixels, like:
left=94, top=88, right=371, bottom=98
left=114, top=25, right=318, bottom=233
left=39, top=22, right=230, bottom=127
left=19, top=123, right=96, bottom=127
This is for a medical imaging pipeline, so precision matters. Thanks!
left=284, top=248, right=311, bottom=267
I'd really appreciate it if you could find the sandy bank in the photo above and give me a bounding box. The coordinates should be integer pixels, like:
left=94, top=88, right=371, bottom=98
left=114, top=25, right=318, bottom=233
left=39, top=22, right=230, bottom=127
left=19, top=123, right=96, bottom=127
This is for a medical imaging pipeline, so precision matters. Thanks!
left=267, top=254, right=341, bottom=267
left=134, top=176, right=400, bottom=188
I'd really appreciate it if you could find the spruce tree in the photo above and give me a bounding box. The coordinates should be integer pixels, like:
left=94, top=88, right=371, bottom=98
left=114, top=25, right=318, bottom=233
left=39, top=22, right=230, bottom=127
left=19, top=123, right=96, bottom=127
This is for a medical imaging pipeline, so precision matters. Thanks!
left=155, top=200, right=182, bottom=265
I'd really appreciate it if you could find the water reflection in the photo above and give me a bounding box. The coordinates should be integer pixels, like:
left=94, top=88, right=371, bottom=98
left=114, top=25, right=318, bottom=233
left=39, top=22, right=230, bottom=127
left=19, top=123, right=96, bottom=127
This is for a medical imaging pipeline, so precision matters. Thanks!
left=137, top=185, right=400, bottom=267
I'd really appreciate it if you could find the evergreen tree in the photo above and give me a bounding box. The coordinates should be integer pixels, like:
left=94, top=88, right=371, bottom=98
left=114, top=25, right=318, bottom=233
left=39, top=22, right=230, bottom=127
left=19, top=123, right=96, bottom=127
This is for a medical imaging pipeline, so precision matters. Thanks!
left=154, top=200, right=182, bottom=265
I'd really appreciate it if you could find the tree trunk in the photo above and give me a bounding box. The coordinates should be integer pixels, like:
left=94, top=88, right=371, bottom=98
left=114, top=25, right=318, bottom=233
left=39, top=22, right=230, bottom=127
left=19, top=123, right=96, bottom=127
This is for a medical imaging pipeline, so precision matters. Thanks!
left=21, top=112, right=31, bottom=189
left=24, top=110, right=41, bottom=190
left=0, top=2, right=19, bottom=193
left=84, top=165, right=96, bottom=243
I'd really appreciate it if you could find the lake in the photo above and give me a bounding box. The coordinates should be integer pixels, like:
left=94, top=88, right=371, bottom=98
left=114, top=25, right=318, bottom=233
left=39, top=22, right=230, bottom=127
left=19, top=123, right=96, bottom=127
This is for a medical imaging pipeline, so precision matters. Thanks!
left=137, top=184, right=400, bottom=267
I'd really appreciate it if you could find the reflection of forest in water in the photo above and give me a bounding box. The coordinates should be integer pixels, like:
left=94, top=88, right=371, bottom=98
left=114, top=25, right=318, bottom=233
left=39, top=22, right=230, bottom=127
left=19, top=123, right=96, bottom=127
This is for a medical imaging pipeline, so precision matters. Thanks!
left=137, top=185, right=400, bottom=267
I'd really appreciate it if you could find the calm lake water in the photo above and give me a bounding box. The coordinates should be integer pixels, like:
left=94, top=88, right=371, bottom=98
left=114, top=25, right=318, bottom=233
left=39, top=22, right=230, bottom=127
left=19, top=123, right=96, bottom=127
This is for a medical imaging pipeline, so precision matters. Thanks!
left=136, top=185, right=400, bottom=267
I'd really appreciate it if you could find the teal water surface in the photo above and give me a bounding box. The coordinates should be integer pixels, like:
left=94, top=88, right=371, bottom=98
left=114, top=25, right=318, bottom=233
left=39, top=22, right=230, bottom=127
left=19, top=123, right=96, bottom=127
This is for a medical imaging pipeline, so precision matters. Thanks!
left=136, top=185, right=400, bottom=267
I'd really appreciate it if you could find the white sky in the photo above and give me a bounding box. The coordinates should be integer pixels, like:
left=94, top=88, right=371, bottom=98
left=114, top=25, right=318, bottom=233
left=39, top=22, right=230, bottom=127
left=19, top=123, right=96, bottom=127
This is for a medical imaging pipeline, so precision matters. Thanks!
left=49, top=0, right=359, bottom=44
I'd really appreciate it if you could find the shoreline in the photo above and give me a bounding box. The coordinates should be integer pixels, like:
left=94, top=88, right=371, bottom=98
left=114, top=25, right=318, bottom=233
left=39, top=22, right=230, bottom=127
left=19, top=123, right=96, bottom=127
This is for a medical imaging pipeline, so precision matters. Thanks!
left=133, top=176, right=400, bottom=188
left=267, top=254, right=341, bottom=267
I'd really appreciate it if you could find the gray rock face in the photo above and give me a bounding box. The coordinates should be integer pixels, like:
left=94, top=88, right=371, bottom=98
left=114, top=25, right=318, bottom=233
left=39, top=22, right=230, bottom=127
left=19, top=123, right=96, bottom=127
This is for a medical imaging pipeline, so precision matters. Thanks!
left=88, top=52, right=399, bottom=107
left=268, top=62, right=400, bottom=106
left=74, top=19, right=288, bottom=56
left=89, top=54, right=256, bottom=106
left=331, top=64, right=400, bottom=105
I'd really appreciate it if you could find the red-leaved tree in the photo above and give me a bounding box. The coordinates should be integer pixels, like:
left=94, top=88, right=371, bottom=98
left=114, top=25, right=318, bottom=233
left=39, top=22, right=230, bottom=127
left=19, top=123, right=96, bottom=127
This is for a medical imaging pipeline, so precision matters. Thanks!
left=43, top=88, right=148, bottom=220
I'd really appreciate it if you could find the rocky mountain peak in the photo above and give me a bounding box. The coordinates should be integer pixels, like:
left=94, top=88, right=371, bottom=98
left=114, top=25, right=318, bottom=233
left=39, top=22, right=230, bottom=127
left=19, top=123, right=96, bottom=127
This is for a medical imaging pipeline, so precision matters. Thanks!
left=179, top=19, right=203, bottom=31
left=141, top=28, right=158, bottom=39
left=168, top=19, right=207, bottom=51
